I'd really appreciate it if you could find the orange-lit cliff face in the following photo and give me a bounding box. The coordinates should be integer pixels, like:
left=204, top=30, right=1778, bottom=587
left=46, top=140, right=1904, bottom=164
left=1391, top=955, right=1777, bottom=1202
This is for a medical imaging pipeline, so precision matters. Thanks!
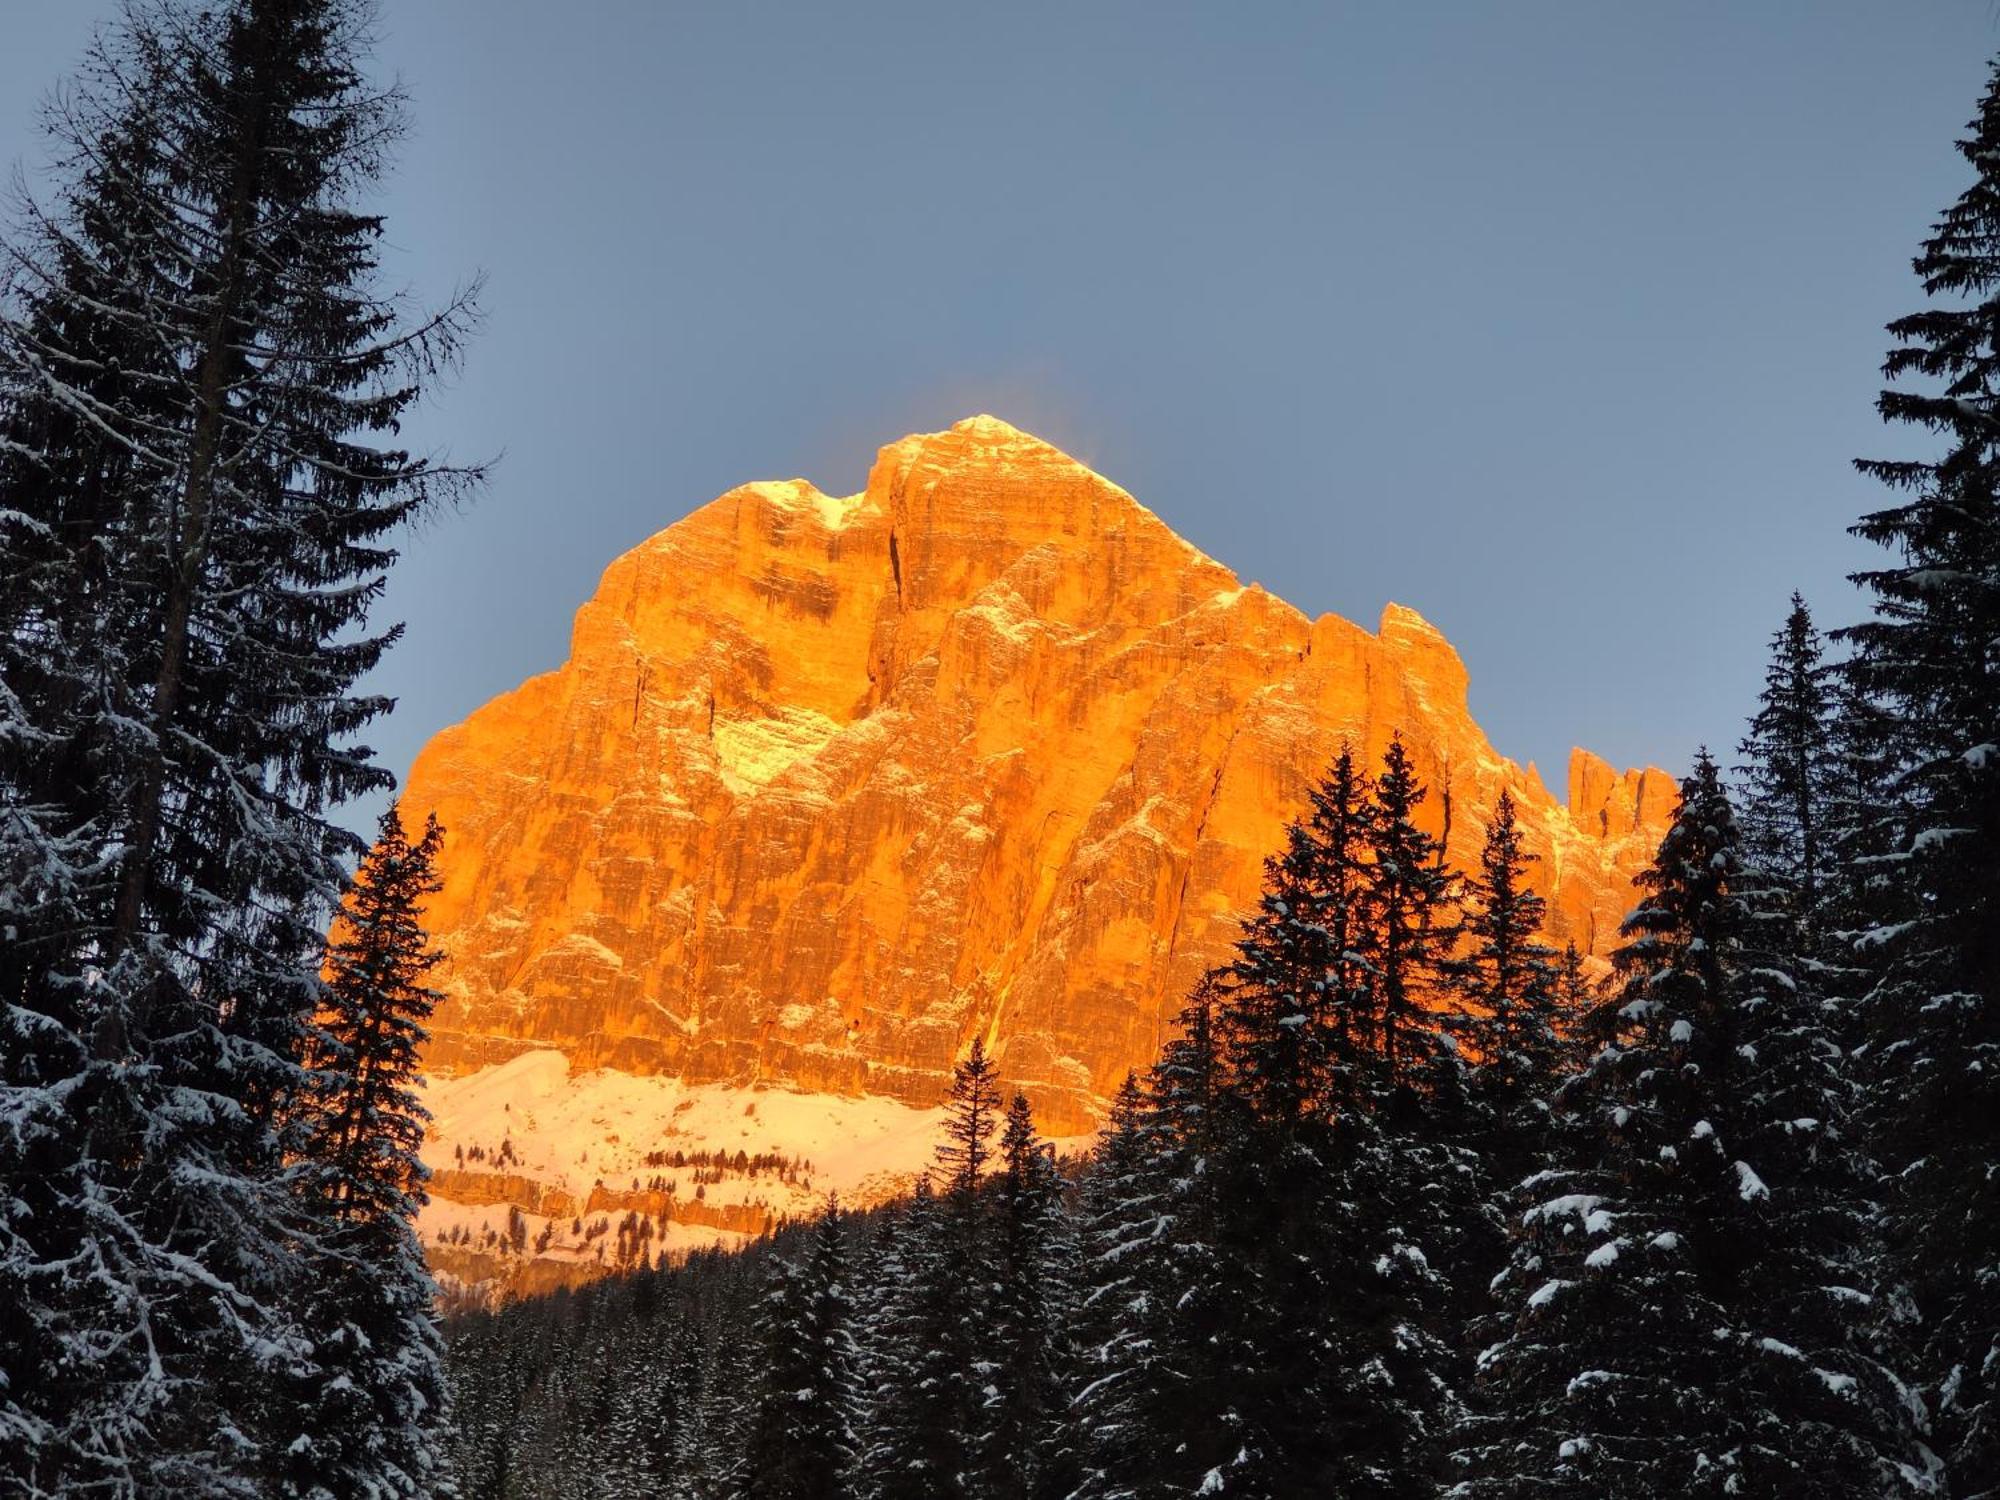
left=406, top=417, right=1671, bottom=1146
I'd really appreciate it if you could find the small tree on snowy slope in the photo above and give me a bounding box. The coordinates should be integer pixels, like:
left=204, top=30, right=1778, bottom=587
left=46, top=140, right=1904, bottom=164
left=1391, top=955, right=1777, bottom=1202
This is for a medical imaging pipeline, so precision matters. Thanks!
left=1841, top=54, right=2000, bottom=1489
left=1454, top=755, right=1926, bottom=1497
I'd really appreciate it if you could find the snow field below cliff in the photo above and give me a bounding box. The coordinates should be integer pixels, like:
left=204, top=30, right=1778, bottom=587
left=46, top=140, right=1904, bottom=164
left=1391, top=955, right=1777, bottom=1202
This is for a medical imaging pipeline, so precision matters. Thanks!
left=424, top=1048, right=963, bottom=1201
left=420, top=1049, right=1102, bottom=1277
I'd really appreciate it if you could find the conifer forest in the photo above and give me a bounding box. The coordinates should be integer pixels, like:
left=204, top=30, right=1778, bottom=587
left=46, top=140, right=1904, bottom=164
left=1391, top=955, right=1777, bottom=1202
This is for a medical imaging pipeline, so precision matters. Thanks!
left=3, top=3, right=1999, bottom=1497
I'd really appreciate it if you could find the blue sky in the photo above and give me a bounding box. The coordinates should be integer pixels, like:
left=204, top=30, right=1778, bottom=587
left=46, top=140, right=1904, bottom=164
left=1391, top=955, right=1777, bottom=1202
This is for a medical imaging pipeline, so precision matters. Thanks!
left=3, top=3, right=1992, bottom=827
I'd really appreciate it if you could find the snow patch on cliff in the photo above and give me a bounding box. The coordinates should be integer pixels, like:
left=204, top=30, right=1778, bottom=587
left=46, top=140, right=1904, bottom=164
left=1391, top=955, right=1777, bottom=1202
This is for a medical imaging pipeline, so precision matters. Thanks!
left=712, top=704, right=845, bottom=795
left=743, top=477, right=866, bottom=533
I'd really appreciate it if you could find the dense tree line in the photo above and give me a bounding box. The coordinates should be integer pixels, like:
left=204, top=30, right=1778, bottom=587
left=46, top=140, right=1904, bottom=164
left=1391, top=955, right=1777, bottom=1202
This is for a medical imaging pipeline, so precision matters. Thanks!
left=0, top=0, right=476, bottom=1493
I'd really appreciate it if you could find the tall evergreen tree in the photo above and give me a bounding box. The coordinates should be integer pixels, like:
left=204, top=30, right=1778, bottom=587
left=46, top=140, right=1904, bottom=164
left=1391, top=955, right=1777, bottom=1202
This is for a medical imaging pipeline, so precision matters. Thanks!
left=1459, top=756, right=1925, bottom=1497
left=854, top=1176, right=975, bottom=1500
left=1840, top=54, right=2000, bottom=1490
left=1360, top=736, right=1463, bottom=1092
left=1447, top=790, right=1572, bottom=1417
left=937, top=1035, right=1004, bottom=1202
left=281, top=807, right=452, bottom=1498
left=1221, top=743, right=1377, bottom=1126
left=1332, top=737, right=1474, bottom=1495
left=687, top=1318, right=757, bottom=1499
left=738, top=1198, right=858, bottom=1500
left=0, top=2, right=480, bottom=1491
left=979, top=1095, right=1076, bottom=1500
left=1455, top=790, right=1569, bottom=1166
left=1206, top=752, right=1372, bottom=1494
left=856, top=1041, right=1004, bottom=1500
left=1071, top=984, right=1246, bottom=1500
left=1735, top=594, right=1842, bottom=914
left=1199, top=742, right=1467, bottom=1496
left=1069, top=1076, right=1178, bottom=1500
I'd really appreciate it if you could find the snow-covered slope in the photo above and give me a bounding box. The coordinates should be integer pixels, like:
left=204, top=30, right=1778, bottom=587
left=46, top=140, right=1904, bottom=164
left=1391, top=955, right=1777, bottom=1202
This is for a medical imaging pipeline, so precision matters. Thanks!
left=420, top=1050, right=1091, bottom=1300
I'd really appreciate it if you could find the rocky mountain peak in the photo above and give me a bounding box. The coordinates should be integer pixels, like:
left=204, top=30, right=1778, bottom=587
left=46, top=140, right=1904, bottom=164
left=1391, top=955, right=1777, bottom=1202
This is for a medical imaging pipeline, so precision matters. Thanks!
left=406, top=418, right=1672, bottom=1294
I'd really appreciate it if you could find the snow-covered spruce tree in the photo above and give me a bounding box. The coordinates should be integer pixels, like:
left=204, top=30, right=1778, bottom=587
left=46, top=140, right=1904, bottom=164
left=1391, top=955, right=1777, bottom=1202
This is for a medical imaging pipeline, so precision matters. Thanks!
left=855, top=1042, right=1002, bottom=1500
left=1205, top=750, right=1378, bottom=1495
left=1070, top=982, right=1247, bottom=1500
left=1136, top=972, right=1258, bottom=1494
left=596, top=1277, right=690, bottom=1500
left=1455, top=755, right=1926, bottom=1497
left=1735, top=594, right=1843, bottom=915
left=1839, top=54, right=2000, bottom=1491
left=737, top=1198, right=859, bottom=1499
left=849, top=1203, right=915, bottom=1500
left=630, top=1288, right=712, bottom=1499
left=1197, top=741, right=1466, bottom=1497
left=978, top=1095, right=1078, bottom=1500
left=1068, top=1076, right=1178, bottom=1500
left=281, top=807, right=451, bottom=1498
left=1445, top=789, right=1573, bottom=1399
left=0, top=1, right=480, bottom=1492
left=686, top=1316, right=757, bottom=1500
left=853, top=1176, right=974, bottom=1500
left=1333, top=736, right=1474, bottom=1492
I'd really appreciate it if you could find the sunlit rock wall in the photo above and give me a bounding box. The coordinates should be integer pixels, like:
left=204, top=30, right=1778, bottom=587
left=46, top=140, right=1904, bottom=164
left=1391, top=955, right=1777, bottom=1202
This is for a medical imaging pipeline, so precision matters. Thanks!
left=405, top=416, right=1673, bottom=1135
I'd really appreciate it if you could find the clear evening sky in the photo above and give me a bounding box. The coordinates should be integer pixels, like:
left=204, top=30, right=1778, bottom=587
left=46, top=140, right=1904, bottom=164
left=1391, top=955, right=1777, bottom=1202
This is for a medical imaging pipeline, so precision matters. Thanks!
left=3, top=4, right=1992, bottom=831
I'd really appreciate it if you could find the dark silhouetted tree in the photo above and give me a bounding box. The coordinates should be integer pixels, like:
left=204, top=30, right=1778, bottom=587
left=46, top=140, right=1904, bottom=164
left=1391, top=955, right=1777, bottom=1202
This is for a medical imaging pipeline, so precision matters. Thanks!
left=1840, top=54, right=2000, bottom=1490
left=1456, top=791, right=1570, bottom=1168
left=1459, top=756, right=1926, bottom=1496
left=0, top=1, right=480, bottom=1490
left=739, top=1198, right=858, bottom=1499
left=980, top=1095, right=1076, bottom=1500
left=281, top=807, right=452, bottom=1497
left=1736, top=594, right=1841, bottom=915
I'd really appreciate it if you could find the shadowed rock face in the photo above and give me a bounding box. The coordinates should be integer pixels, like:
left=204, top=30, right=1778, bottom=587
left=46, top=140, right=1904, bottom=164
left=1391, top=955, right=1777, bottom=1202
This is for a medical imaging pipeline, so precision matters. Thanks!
left=406, top=415, right=1671, bottom=1133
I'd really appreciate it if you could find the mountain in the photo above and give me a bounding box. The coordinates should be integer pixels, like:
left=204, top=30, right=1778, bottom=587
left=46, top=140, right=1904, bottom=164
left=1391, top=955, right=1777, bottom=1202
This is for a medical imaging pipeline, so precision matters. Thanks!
left=406, top=415, right=1672, bottom=1296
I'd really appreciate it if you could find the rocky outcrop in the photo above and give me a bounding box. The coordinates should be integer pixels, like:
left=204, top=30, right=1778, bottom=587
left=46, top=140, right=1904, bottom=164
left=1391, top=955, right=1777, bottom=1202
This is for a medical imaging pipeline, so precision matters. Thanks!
left=406, top=415, right=1672, bottom=1135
